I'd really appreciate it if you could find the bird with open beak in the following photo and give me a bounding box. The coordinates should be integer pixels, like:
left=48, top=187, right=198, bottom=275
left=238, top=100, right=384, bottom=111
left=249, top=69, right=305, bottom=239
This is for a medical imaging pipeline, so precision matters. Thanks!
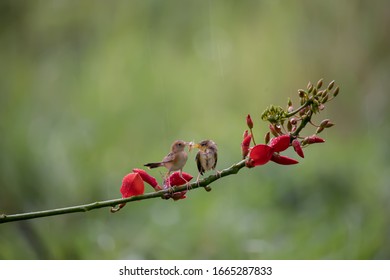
left=194, top=139, right=219, bottom=182
left=144, top=140, right=190, bottom=186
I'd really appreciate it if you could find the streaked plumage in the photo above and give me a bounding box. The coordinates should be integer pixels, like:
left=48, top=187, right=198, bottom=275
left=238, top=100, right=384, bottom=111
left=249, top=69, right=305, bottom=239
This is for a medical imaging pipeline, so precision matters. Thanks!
left=194, top=140, right=218, bottom=181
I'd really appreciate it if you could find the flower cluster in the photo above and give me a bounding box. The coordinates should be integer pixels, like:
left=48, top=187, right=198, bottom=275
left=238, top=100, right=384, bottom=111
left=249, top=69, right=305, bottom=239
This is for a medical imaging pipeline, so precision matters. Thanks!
left=111, top=169, right=191, bottom=212
left=242, top=79, right=339, bottom=168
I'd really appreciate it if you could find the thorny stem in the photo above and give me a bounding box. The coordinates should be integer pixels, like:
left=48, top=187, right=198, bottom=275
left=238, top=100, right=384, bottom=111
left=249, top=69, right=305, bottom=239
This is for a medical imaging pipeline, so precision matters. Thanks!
left=0, top=160, right=246, bottom=224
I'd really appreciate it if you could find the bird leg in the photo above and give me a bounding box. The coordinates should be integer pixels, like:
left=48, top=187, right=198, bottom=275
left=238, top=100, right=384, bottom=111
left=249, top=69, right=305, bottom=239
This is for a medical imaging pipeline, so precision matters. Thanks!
left=214, top=169, right=222, bottom=178
left=179, top=169, right=192, bottom=191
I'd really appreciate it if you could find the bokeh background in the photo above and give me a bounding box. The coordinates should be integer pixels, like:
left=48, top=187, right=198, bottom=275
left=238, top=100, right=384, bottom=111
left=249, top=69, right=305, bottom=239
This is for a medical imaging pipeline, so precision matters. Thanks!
left=1, top=0, right=389, bottom=259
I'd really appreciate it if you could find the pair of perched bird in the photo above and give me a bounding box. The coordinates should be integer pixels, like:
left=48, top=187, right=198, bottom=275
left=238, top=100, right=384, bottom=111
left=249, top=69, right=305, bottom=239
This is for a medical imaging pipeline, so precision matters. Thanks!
left=144, top=139, right=218, bottom=185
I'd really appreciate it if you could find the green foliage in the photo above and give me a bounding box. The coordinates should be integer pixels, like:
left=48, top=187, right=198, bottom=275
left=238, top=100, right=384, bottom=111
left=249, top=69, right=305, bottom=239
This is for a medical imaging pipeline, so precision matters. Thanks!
left=1, top=0, right=390, bottom=259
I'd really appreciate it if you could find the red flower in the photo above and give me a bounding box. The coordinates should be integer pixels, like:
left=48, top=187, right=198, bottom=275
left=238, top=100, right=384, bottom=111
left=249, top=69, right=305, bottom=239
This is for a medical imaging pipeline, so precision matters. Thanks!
left=111, top=172, right=146, bottom=213
left=133, top=168, right=162, bottom=191
left=166, top=172, right=193, bottom=201
left=247, top=135, right=299, bottom=166
left=248, top=144, right=273, bottom=166
left=120, top=173, right=145, bottom=198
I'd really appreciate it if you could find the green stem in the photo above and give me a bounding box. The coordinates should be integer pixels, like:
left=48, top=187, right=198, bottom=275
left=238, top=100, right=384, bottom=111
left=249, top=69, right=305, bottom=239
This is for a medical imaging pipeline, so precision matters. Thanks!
left=291, top=111, right=312, bottom=138
left=0, top=160, right=247, bottom=224
left=285, top=99, right=312, bottom=118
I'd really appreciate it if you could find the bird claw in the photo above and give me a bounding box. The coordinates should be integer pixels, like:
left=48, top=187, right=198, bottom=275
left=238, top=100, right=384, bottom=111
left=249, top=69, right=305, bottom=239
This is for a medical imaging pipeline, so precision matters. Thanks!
left=186, top=181, right=192, bottom=191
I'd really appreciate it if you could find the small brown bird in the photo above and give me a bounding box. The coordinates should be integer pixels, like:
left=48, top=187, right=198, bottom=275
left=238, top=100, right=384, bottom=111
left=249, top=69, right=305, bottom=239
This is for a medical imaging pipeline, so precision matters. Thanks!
left=194, top=140, right=219, bottom=182
left=144, top=140, right=189, bottom=182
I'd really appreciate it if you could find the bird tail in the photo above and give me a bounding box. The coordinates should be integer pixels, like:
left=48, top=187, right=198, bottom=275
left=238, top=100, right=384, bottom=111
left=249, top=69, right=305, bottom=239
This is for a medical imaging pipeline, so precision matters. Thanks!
left=144, top=162, right=163, bottom=169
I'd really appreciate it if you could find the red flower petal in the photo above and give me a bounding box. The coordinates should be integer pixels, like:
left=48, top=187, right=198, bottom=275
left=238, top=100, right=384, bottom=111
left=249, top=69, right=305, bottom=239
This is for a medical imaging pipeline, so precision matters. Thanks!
left=120, top=173, right=145, bottom=198
left=307, top=135, right=325, bottom=144
left=241, top=134, right=252, bottom=159
left=269, top=135, right=290, bottom=152
left=292, top=140, right=304, bottom=158
left=133, top=168, right=162, bottom=191
left=271, top=154, right=299, bottom=165
left=243, top=129, right=249, bottom=139
left=168, top=172, right=193, bottom=186
left=248, top=144, right=273, bottom=166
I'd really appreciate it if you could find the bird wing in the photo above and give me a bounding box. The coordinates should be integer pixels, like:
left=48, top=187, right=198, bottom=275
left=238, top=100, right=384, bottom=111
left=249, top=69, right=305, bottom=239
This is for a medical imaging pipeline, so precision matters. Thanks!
left=162, top=152, right=175, bottom=163
left=212, top=150, right=218, bottom=170
left=196, top=152, right=205, bottom=175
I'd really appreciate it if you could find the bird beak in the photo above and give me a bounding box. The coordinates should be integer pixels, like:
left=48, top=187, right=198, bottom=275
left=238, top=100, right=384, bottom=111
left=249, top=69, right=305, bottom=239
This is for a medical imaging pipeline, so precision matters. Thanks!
left=192, top=143, right=203, bottom=152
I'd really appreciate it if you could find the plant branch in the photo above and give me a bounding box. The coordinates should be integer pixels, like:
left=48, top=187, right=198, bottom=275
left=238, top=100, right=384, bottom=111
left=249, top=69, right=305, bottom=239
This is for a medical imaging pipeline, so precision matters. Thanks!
left=0, top=160, right=246, bottom=224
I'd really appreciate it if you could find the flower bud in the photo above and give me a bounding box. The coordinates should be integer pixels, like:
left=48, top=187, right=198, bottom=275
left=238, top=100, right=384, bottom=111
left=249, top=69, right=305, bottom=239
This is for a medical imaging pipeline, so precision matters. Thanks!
left=316, top=78, right=323, bottom=89
left=292, top=139, right=304, bottom=158
left=333, top=86, right=339, bottom=97
left=241, top=134, right=252, bottom=159
left=307, top=82, right=313, bottom=93
left=246, top=114, right=254, bottom=129
left=316, top=126, right=324, bottom=134
left=290, top=117, right=297, bottom=125
left=307, top=135, right=325, bottom=144
left=321, top=93, right=329, bottom=103
left=325, top=122, right=335, bottom=128
left=264, top=131, right=270, bottom=144
left=320, top=119, right=330, bottom=128
left=327, top=80, right=335, bottom=90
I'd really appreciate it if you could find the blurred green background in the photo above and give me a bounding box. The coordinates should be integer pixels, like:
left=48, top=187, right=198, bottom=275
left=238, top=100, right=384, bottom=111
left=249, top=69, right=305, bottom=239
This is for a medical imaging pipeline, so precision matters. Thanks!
left=1, top=0, right=389, bottom=259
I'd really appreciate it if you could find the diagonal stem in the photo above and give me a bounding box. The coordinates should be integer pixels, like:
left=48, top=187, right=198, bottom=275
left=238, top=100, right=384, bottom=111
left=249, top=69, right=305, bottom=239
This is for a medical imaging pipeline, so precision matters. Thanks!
left=0, top=160, right=247, bottom=224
